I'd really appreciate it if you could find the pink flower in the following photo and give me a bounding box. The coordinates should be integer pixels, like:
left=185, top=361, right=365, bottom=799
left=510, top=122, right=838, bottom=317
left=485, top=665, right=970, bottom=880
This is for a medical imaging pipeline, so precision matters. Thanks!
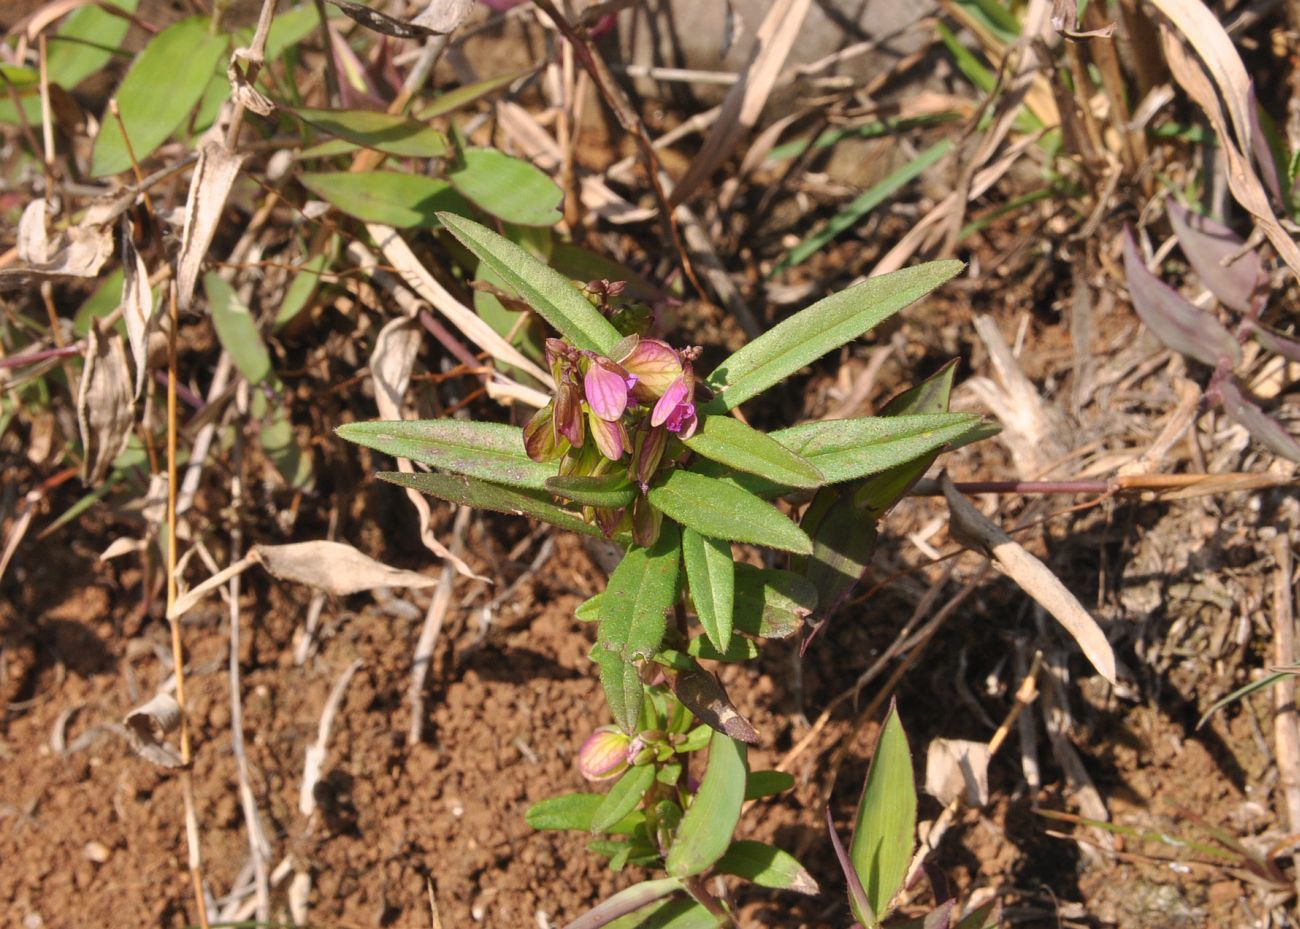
left=649, top=366, right=696, bottom=438
left=618, top=338, right=683, bottom=401
left=583, top=356, right=637, bottom=422
left=588, top=411, right=628, bottom=461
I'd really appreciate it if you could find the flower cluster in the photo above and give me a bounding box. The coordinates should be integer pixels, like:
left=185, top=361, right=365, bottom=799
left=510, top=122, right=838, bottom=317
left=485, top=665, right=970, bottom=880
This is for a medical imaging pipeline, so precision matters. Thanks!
left=523, top=334, right=702, bottom=542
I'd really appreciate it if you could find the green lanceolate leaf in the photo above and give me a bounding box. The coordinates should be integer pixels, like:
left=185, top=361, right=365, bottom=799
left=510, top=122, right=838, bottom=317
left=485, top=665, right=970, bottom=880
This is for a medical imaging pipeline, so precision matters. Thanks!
left=603, top=897, right=722, bottom=929
left=416, top=69, right=533, bottom=119
left=772, top=413, right=984, bottom=486
left=599, top=522, right=681, bottom=662
left=292, top=107, right=449, bottom=157
left=526, top=793, right=641, bottom=835
left=714, top=841, right=819, bottom=895
left=592, top=646, right=644, bottom=734
left=301, top=171, right=467, bottom=227
left=686, top=634, right=757, bottom=663
left=849, top=701, right=917, bottom=925
left=449, top=149, right=563, bottom=227
left=337, top=420, right=551, bottom=490
left=205, top=273, right=273, bottom=385
left=703, top=261, right=963, bottom=411
left=47, top=0, right=139, bottom=91
left=91, top=17, right=229, bottom=176
left=569, top=879, right=691, bottom=929
left=437, top=213, right=621, bottom=354
left=648, top=470, right=811, bottom=555
left=681, top=528, right=734, bottom=653
left=378, top=471, right=600, bottom=537
left=590, top=763, right=657, bottom=833
left=745, top=770, right=795, bottom=800
left=547, top=471, right=637, bottom=508
left=684, top=415, right=823, bottom=488
left=665, top=730, right=748, bottom=878
left=732, top=564, right=817, bottom=639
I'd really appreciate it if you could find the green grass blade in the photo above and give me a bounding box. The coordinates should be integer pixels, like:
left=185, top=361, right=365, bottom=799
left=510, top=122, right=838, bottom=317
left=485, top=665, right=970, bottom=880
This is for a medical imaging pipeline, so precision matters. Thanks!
left=849, top=701, right=916, bottom=924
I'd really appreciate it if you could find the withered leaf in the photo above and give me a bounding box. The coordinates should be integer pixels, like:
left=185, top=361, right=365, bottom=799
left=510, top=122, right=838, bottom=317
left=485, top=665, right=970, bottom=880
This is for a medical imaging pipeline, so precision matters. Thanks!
left=177, top=138, right=247, bottom=310
left=326, top=0, right=474, bottom=38
left=120, top=218, right=156, bottom=399
left=124, top=692, right=185, bottom=768
left=253, top=541, right=437, bottom=595
left=673, top=664, right=759, bottom=744
left=77, top=323, right=135, bottom=485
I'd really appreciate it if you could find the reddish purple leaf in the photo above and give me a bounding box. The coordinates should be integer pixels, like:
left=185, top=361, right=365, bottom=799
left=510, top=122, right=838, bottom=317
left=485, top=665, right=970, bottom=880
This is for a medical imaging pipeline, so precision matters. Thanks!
left=1246, top=322, right=1300, bottom=363
left=1216, top=377, right=1300, bottom=462
left=1167, top=200, right=1265, bottom=315
left=1122, top=228, right=1241, bottom=367
left=827, top=808, right=875, bottom=927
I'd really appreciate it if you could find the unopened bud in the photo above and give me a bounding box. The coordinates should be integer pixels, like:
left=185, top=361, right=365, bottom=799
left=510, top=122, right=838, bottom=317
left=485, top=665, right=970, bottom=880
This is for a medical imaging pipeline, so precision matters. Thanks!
left=578, top=726, right=630, bottom=781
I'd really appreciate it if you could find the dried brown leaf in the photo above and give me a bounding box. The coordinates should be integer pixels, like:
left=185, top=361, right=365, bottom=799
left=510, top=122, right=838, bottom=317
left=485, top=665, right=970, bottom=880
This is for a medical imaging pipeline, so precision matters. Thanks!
left=253, top=541, right=437, bottom=595
left=924, top=738, right=990, bottom=807
left=18, top=198, right=50, bottom=264
left=120, top=219, right=155, bottom=399
left=0, top=220, right=112, bottom=290
left=942, top=475, right=1117, bottom=685
left=673, top=664, right=759, bottom=744
left=371, top=317, right=422, bottom=421
left=77, top=324, right=134, bottom=485
left=177, top=138, right=247, bottom=310
left=124, top=692, right=185, bottom=768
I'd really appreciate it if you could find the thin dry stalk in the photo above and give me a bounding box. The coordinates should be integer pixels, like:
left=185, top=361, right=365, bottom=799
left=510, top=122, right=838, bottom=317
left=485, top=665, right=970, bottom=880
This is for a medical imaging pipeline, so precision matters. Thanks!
left=409, top=506, right=470, bottom=744
left=165, top=282, right=210, bottom=929
left=1271, top=534, right=1300, bottom=906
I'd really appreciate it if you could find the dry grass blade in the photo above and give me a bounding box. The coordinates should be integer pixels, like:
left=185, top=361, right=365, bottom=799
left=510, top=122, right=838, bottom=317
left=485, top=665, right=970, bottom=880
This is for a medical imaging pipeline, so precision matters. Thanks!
left=253, top=541, right=438, bottom=595
left=670, top=0, right=812, bottom=205
left=372, top=316, right=422, bottom=421
left=300, top=658, right=363, bottom=816
left=942, top=475, right=1117, bottom=685
left=176, top=138, right=247, bottom=310
left=77, top=323, right=134, bottom=484
left=1151, top=6, right=1300, bottom=280
left=120, top=219, right=155, bottom=399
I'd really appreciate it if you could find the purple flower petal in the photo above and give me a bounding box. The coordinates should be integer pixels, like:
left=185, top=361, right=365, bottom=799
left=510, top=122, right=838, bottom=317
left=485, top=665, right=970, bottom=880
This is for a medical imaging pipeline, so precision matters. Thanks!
left=588, top=411, right=627, bottom=461
left=650, top=376, right=689, bottom=427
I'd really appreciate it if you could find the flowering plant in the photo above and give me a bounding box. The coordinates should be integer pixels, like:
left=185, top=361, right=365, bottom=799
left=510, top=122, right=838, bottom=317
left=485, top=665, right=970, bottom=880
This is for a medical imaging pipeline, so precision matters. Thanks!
left=339, top=214, right=994, bottom=925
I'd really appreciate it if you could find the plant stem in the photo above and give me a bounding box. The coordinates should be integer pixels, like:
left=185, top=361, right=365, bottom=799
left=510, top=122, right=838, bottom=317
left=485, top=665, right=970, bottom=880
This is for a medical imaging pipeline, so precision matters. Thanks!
left=682, top=875, right=732, bottom=926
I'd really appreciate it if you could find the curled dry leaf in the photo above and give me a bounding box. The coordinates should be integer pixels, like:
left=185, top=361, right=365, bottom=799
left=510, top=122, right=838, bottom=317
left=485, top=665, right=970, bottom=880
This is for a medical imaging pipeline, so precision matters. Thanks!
left=325, top=0, right=473, bottom=38
left=672, top=665, right=759, bottom=744
left=0, top=220, right=113, bottom=290
left=942, top=475, right=1117, bottom=685
left=120, top=219, right=155, bottom=399
left=410, top=0, right=477, bottom=34
left=18, top=198, right=49, bottom=264
left=177, top=137, right=248, bottom=310
left=924, top=738, right=990, bottom=807
left=77, top=324, right=135, bottom=485
left=371, top=317, right=422, bottom=421
left=124, top=692, right=185, bottom=768
left=253, top=541, right=438, bottom=596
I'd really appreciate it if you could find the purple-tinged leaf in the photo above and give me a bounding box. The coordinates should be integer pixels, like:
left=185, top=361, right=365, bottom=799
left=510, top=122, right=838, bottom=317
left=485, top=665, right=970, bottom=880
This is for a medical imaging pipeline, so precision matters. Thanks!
left=1122, top=227, right=1241, bottom=367
left=924, top=900, right=957, bottom=929
left=1167, top=200, right=1265, bottom=314
left=672, top=663, right=758, bottom=744
left=1248, top=88, right=1284, bottom=204
left=559, top=878, right=683, bottom=929
left=827, top=808, right=876, bottom=929
left=1245, top=322, right=1300, bottom=363
left=1215, top=377, right=1300, bottom=462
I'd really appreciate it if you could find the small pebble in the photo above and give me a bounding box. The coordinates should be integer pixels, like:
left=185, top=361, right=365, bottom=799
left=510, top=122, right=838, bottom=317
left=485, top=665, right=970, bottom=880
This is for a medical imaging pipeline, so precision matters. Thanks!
left=83, top=841, right=111, bottom=864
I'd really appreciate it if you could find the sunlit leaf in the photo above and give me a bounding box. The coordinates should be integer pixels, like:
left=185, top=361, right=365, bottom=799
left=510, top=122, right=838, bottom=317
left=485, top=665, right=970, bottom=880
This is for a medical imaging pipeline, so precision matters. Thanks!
left=665, top=730, right=747, bottom=877
left=91, top=17, right=229, bottom=176
left=547, top=472, right=637, bottom=508
left=598, top=523, right=681, bottom=662
left=684, top=415, right=823, bottom=489
left=714, top=841, right=819, bottom=894
left=849, top=701, right=916, bottom=925
left=449, top=148, right=563, bottom=226
left=681, top=527, right=734, bottom=653
left=337, top=420, right=553, bottom=489
left=301, top=171, right=468, bottom=228
left=732, top=564, right=816, bottom=639
left=378, top=471, right=600, bottom=536
left=591, top=646, right=644, bottom=734
left=437, top=212, right=622, bottom=354
left=590, top=764, right=656, bottom=833
left=292, top=106, right=449, bottom=157
left=704, top=261, right=963, bottom=411
left=648, top=470, right=811, bottom=554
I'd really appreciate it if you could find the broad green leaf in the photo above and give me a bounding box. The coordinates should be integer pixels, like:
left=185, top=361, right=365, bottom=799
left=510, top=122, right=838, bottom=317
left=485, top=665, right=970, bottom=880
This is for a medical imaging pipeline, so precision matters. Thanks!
left=300, top=171, right=467, bottom=228
left=337, top=420, right=552, bottom=490
left=681, top=528, right=734, bottom=653
left=771, top=413, right=985, bottom=487
left=74, top=268, right=125, bottom=337
left=880, top=358, right=957, bottom=416
left=684, top=415, right=822, bottom=489
left=648, top=470, right=811, bottom=554
left=665, top=731, right=747, bottom=878
left=47, top=0, right=139, bottom=90
left=570, top=879, right=690, bottom=929
left=205, top=273, right=272, bottom=385
left=527, top=792, right=604, bottom=831
left=91, top=17, right=229, bottom=176
left=849, top=702, right=916, bottom=925
left=744, top=770, right=795, bottom=800
left=590, top=764, right=656, bottom=833
left=437, top=213, right=621, bottom=354
left=733, top=564, right=816, bottom=639
left=546, top=472, right=637, bottom=508
left=292, top=107, right=449, bottom=157
left=379, top=471, right=600, bottom=537
left=774, top=140, right=952, bottom=274
left=703, top=261, right=963, bottom=411
left=714, top=841, right=819, bottom=894
left=449, top=149, right=563, bottom=227
left=261, top=5, right=323, bottom=62
left=604, top=897, right=722, bottom=929
left=592, top=646, right=644, bottom=734
left=260, top=406, right=315, bottom=490
left=599, top=523, right=681, bottom=661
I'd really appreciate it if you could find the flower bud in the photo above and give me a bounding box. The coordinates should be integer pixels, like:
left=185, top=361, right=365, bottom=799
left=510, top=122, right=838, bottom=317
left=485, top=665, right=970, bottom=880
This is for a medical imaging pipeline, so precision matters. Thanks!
left=523, top=402, right=564, bottom=462
left=577, top=726, right=630, bottom=781
left=555, top=381, right=585, bottom=448
left=629, top=425, right=668, bottom=488
left=588, top=410, right=628, bottom=461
